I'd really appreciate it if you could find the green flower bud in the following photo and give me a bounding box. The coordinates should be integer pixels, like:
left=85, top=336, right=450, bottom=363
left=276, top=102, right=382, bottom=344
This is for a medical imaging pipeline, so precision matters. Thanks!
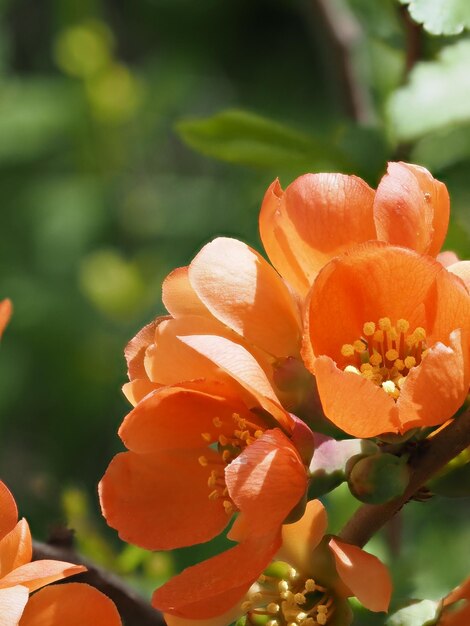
left=348, top=453, right=410, bottom=504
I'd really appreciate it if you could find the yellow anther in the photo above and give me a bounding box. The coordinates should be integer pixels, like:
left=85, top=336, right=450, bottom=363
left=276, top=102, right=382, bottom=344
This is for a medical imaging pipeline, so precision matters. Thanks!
left=208, top=490, right=219, bottom=500
left=317, top=605, right=328, bottom=613
left=404, top=356, right=416, bottom=369
left=385, top=349, right=399, bottom=361
left=222, top=450, right=231, bottom=462
left=341, top=343, right=355, bottom=357
left=353, top=340, right=366, bottom=353
left=201, top=432, right=212, bottom=442
left=251, top=592, right=262, bottom=603
left=294, top=593, right=306, bottom=605
left=218, top=434, right=229, bottom=446
left=414, top=327, right=426, bottom=341
left=363, top=321, right=376, bottom=336
left=369, top=353, right=383, bottom=366
left=222, top=500, right=233, bottom=514
left=373, top=329, right=384, bottom=343
left=278, top=580, right=289, bottom=593
left=396, top=319, right=410, bottom=333
left=305, top=579, right=316, bottom=592
left=296, top=613, right=308, bottom=622
left=198, top=456, right=208, bottom=467
left=240, top=430, right=250, bottom=441
left=254, top=430, right=264, bottom=438
left=241, top=600, right=253, bottom=612
left=267, top=603, right=280, bottom=614
left=212, top=416, right=223, bottom=428
left=394, top=359, right=405, bottom=371
left=379, top=317, right=392, bottom=331
left=267, top=621, right=279, bottom=626
left=396, top=376, right=406, bottom=389
left=317, top=614, right=327, bottom=625
left=344, top=365, right=360, bottom=375
left=207, top=472, right=217, bottom=488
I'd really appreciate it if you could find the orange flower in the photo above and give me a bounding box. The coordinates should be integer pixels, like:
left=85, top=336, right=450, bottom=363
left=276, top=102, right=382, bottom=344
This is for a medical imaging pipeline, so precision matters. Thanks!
left=155, top=500, right=392, bottom=625
left=0, top=480, right=121, bottom=626
left=100, top=377, right=309, bottom=551
left=439, top=576, right=470, bottom=625
left=122, top=237, right=303, bottom=409
left=0, top=298, right=12, bottom=338
left=260, top=162, right=449, bottom=297
left=302, top=242, right=470, bottom=438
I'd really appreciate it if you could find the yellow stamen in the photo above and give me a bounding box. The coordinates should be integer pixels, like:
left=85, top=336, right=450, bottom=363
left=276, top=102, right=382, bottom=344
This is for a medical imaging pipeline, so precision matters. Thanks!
left=353, top=340, right=366, bottom=353
left=201, top=432, right=212, bottom=442
left=341, top=344, right=355, bottom=357
left=378, top=317, right=392, bottom=331
left=344, top=365, right=360, bottom=375
left=363, top=321, right=376, bottom=336
left=212, top=416, right=222, bottom=428
left=404, top=356, right=416, bottom=369
left=369, top=353, right=382, bottom=366
left=385, top=349, right=399, bottom=361
left=198, top=456, right=208, bottom=467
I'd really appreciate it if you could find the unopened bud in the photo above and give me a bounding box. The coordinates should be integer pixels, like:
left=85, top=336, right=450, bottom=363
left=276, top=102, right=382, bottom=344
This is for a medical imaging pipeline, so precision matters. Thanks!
left=348, top=453, right=410, bottom=504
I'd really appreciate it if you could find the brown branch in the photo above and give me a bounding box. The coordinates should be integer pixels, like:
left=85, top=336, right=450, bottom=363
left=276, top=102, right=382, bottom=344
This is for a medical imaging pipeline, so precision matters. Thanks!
left=399, top=5, right=423, bottom=76
left=308, top=0, right=373, bottom=124
left=32, top=540, right=165, bottom=626
left=339, top=408, right=470, bottom=547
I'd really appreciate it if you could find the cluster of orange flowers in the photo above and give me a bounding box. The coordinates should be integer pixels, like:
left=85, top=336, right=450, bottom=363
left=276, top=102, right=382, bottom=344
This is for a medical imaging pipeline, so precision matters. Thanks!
left=99, top=162, right=470, bottom=626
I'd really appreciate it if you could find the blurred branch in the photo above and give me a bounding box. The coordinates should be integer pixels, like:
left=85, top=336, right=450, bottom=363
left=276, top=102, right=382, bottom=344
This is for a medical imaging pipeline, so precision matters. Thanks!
left=308, top=0, right=373, bottom=123
left=340, top=408, right=470, bottom=547
left=32, top=540, right=165, bottom=626
left=400, top=5, right=423, bottom=76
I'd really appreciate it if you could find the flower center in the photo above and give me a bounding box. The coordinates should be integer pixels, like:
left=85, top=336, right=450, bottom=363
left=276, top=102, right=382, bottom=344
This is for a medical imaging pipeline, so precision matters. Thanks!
left=340, top=317, right=428, bottom=400
left=198, top=413, right=264, bottom=515
left=241, top=563, right=334, bottom=626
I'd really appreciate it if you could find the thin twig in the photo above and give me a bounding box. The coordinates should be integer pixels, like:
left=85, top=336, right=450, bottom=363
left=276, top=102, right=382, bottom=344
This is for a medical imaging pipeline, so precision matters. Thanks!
left=308, top=0, right=373, bottom=123
left=32, top=541, right=165, bottom=626
left=339, top=409, right=470, bottom=547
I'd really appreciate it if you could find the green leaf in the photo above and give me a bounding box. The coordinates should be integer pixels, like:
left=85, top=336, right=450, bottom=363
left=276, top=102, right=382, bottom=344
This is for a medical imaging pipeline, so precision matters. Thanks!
left=387, top=40, right=470, bottom=141
left=399, top=0, right=470, bottom=36
left=386, top=599, right=440, bottom=626
left=176, top=109, right=350, bottom=172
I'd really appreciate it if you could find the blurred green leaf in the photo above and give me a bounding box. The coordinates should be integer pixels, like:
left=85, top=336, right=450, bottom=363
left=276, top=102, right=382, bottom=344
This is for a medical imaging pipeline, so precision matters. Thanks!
left=411, top=124, right=470, bottom=171
left=0, top=79, right=78, bottom=162
left=176, top=109, right=350, bottom=172
left=386, top=599, right=440, bottom=626
left=399, top=0, right=470, bottom=36
left=387, top=41, right=470, bottom=141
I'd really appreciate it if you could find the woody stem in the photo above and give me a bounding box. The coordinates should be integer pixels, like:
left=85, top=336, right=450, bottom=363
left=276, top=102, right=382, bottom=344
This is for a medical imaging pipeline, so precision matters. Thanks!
left=339, top=407, right=470, bottom=547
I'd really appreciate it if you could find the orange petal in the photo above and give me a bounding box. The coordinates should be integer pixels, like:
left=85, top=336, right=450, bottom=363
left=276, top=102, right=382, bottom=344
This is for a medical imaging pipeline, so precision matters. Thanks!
left=329, top=538, right=392, bottom=612
left=119, top=383, right=251, bottom=453
left=398, top=330, right=469, bottom=430
left=305, top=242, right=450, bottom=365
left=259, top=175, right=376, bottom=296
left=153, top=535, right=280, bottom=619
left=124, top=318, right=163, bottom=380
left=0, top=519, right=32, bottom=578
left=0, top=585, right=29, bottom=626
left=0, top=481, right=18, bottom=541
left=162, top=266, right=212, bottom=318
left=278, top=499, right=328, bottom=573
left=121, top=379, right=159, bottom=406
left=438, top=251, right=460, bottom=268
left=99, top=450, right=229, bottom=550
left=427, top=266, right=470, bottom=346
left=188, top=237, right=301, bottom=357
left=444, top=576, right=470, bottom=605
left=374, top=162, right=449, bottom=257
left=178, top=334, right=279, bottom=410
left=0, top=299, right=12, bottom=338
left=144, top=316, right=237, bottom=385
left=0, top=561, right=85, bottom=593
left=441, top=604, right=470, bottom=626
left=19, top=583, right=122, bottom=626
left=225, top=429, right=307, bottom=537
left=448, top=260, right=470, bottom=292
left=313, top=356, right=400, bottom=437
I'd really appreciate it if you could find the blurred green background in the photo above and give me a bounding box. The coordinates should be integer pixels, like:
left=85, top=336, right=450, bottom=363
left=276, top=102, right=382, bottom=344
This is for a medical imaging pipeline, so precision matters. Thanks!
left=0, top=0, right=469, bottom=623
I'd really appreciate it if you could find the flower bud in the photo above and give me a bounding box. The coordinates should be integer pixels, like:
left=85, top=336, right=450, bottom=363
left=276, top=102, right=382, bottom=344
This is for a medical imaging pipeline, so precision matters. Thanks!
left=347, top=453, right=410, bottom=504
